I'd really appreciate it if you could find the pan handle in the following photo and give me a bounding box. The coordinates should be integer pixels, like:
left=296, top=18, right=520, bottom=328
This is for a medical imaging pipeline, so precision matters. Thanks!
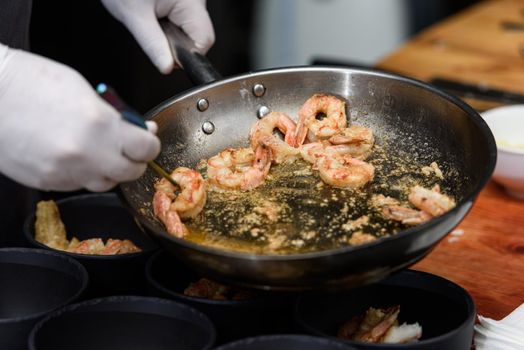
left=160, top=19, right=222, bottom=85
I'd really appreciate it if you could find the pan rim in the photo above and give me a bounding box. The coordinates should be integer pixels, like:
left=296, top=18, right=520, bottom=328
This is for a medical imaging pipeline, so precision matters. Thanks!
left=127, top=65, right=497, bottom=262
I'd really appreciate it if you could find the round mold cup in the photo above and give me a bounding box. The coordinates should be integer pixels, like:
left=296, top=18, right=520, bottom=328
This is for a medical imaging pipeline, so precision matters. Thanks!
left=295, top=269, right=476, bottom=350
left=213, top=334, right=358, bottom=350
left=145, top=251, right=297, bottom=344
left=23, top=193, right=158, bottom=297
left=481, top=105, right=524, bottom=199
left=29, top=296, right=216, bottom=350
left=0, top=248, right=88, bottom=350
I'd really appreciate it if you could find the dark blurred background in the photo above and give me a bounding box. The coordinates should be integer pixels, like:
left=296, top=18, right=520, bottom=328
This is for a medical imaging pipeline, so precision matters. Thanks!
left=30, top=0, right=480, bottom=114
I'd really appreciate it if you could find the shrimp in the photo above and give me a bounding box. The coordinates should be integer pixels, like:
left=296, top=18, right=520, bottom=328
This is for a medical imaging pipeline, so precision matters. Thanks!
left=317, top=154, right=375, bottom=189
left=295, top=94, right=348, bottom=144
left=153, top=167, right=206, bottom=238
left=250, top=112, right=300, bottom=163
left=408, top=185, right=456, bottom=216
left=338, top=305, right=422, bottom=344
left=328, top=125, right=375, bottom=159
left=70, top=238, right=105, bottom=254
left=300, top=141, right=353, bottom=166
left=382, top=204, right=433, bottom=225
left=71, top=239, right=141, bottom=255
left=299, top=126, right=374, bottom=166
left=373, top=185, right=455, bottom=226
left=300, top=140, right=374, bottom=189
left=299, top=142, right=330, bottom=166
left=358, top=306, right=402, bottom=343
left=207, top=146, right=271, bottom=191
left=103, top=239, right=141, bottom=254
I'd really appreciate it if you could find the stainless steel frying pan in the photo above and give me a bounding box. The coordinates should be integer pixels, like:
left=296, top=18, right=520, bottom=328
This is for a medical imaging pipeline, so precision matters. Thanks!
left=118, top=23, right=496, bottom=291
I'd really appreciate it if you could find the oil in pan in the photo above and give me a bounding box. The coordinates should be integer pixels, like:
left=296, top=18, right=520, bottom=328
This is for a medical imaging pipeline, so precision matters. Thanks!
left=184, top=117, right=461, bottom=255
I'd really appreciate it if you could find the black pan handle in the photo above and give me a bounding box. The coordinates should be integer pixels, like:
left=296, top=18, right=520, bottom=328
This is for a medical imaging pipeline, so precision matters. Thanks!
left=160, top=19, right=222, bottom=85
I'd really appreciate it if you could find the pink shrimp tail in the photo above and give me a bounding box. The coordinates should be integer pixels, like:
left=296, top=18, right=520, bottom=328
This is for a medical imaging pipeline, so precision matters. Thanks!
left=153, top=191, right=172, bottom=218
left=278, top=115, right=298, bottom=146
left=164, top=210, right=188, bottom=238
left=294, top=114, right=308, bottom=147
left=241, top=145, right=271, bottom=190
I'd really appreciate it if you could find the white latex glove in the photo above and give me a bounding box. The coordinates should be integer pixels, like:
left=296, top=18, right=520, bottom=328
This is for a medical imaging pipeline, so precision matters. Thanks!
left=0, top=44, right=161, bottom=192
left=102, top=0, right=215, bottom=74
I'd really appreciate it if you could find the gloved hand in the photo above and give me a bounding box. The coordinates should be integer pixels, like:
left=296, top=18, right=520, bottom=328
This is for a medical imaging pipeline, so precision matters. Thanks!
left=102, top=0, right=215, bottom=74
left=0, top=44, right=161, bottom=192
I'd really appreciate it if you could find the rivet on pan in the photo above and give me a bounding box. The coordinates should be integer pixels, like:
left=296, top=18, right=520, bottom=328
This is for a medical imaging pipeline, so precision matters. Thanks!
left=202, top=121, right=215, bottom=134
left=197, top=98, right=209, bottom=112
left=257, top=106, right=270, bottom=119
left=253, top=83, right=266, bottom=97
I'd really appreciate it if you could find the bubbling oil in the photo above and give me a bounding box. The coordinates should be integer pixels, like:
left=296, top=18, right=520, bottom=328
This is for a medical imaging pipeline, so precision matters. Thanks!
left=183, top=141, right=452, bottom=255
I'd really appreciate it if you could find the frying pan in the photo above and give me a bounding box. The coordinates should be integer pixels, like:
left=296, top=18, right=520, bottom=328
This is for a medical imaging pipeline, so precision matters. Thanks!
left=119, top=23, right=496, bottom=291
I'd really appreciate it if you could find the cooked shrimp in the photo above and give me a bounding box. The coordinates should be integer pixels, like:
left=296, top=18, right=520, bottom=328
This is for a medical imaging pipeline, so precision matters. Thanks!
left=338, top=305, right=421, bottom=344
left=300, top=142, right=374, bottom=189
left=153, top=167, right=206, bottom=238
left=328, top=125, right=375, bottom=159
left=408, top=185, right=456, bottom=216
left=382, top=205, right=433, bottom=225
left=373, top=185, right=455, bottom=226
left=250, top=112, right=300, bottom=163
left=103, top=239, right=141, bottom=254
left=295, top=94, right=348, bottom=143
left=66, top=238, right=141, bottom=255
left=359, top=306, right=401, bottom=343
left=372, top=194, right=429, bottom=225
left=70, top=238, right=105, bottom=254
left=299, top=141, right=350, bottom=166
left=338, top=306, right=400, bottom=342
left=299, top=142, right=330, bottom=166
left=317, top=154, right=374, bottom=189
left=207, top=146, right=271, bottom=191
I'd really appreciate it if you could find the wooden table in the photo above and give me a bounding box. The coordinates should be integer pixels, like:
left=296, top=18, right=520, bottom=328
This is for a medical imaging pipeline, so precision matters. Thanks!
left=377, top=0, right=524, bottom=320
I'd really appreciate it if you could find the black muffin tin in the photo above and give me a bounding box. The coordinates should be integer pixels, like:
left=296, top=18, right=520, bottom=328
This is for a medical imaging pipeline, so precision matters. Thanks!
left=0, top=248, right=88, bottom=350
left=24, top=193, right=157, bottom=296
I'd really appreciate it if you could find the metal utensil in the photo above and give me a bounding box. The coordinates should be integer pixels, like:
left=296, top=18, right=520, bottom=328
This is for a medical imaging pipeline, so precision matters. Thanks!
left=96, top=83, right=178, bottom=187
